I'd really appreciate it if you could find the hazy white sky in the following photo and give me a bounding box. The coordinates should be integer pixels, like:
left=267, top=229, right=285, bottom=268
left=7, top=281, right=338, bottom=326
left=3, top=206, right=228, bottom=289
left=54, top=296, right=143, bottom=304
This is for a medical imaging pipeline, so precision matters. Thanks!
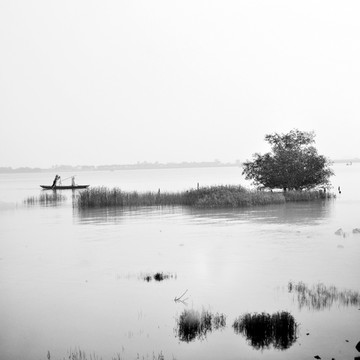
left=1, top=1, right=359, bottom=168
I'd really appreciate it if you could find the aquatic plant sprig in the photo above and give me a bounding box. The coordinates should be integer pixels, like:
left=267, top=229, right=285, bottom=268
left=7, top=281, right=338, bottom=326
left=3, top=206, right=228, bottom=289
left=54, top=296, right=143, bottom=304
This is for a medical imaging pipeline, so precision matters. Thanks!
left=174, top=289, right=188, bottom=304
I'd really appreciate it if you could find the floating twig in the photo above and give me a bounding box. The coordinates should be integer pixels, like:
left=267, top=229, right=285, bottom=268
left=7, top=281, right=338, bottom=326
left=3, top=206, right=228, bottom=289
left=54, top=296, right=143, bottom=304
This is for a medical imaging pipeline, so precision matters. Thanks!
left=174, top=289, right=188, bottom=303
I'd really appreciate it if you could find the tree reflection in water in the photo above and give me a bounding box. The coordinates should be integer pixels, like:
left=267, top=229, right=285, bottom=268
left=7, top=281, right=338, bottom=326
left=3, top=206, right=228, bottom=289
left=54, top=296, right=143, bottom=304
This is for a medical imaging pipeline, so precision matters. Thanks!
left=233, top=311, right=298, bottom=350
left=288, top=281, right=360, bottom=310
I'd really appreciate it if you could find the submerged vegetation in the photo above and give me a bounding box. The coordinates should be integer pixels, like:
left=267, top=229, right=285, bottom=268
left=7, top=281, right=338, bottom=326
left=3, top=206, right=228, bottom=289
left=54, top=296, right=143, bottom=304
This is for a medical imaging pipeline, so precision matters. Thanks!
left=288, top=281, right=360, bottom=310
left=232, top=311, right=298, bottom=350
left=76, top=185, right=334, bottom=209
left=24, top=192, right=67, bottom=205
left=175, top=309, right=226, bottom=342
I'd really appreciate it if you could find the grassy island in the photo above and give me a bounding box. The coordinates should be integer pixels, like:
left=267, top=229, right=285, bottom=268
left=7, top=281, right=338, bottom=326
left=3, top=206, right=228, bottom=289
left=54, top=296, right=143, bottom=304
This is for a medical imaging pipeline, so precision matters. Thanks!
left=76, top=185, right=334, bottom=209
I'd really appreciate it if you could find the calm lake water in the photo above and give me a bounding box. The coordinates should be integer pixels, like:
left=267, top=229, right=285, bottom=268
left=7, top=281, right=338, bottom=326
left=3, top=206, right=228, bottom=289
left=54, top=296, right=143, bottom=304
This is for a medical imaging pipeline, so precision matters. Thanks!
left=0, top=165, right=360, bottom=360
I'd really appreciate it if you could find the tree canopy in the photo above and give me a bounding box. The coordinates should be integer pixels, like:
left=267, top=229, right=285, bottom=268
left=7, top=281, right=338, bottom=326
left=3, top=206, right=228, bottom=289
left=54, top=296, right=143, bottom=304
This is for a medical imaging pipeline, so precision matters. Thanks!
left=242, top=129, right=334, bottom=191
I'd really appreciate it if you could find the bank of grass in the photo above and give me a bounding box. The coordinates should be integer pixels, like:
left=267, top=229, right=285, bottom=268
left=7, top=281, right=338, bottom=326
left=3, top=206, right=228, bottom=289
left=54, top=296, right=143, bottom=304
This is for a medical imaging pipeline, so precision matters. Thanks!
left=76, top=185, right=334, bottom=209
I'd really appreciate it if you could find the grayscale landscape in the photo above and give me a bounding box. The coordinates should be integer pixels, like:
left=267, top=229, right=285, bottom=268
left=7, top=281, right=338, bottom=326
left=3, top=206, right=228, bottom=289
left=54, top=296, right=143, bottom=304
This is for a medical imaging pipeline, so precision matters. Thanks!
left=1, top=1, right=360, bottom=359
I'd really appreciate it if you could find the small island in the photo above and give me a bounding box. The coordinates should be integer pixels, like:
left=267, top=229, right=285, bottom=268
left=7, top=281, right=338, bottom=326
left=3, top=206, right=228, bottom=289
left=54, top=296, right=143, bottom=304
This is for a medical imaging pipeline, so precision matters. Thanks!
left=76, top=130, right=335, bottom=209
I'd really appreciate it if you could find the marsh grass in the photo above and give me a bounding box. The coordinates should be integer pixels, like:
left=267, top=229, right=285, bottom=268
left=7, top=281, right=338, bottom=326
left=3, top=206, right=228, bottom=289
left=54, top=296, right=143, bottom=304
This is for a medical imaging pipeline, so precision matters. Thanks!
left=212, top=312, right=227, bottom=330
left=142, top=272, right=176, bottom=282
left=65, top=348, right=104, bottom=360
left=24, top=192, right=67, bottom=206
left=288, top=281, right=360, bottom=310
left=47, top=348, right=167, bottom=360
left=76, top=185, right=309, bottom=209
left=76, top=185, right=336, bottom=209
left=283, top=190, right=334, bottom=201
left=76, top=187, right=184, bottom=208
left=232, top=311, right=298, bottom=350
left=187, top=186, right=285, bottom=207
left=175, top=309, right=226, bottom=342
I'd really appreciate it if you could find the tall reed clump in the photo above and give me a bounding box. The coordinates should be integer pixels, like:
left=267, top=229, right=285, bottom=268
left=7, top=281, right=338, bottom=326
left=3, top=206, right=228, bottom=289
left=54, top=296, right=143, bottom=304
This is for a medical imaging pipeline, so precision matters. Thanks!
left=175, top=309, right=226, bottom=342
left=182, top=185, right=285, bottom=207
left=232, top=311, right=298, bottom=350
left=76, top=186, right=185, bottom=208
left=76, top=185, right=288, bottom=209
left=76, top=185, right=335, bottom=209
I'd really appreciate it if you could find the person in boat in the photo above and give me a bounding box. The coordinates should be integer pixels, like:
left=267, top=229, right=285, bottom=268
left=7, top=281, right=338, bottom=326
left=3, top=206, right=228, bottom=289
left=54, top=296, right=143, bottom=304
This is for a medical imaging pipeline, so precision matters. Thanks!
left=51, top=174, right=60, bottom=188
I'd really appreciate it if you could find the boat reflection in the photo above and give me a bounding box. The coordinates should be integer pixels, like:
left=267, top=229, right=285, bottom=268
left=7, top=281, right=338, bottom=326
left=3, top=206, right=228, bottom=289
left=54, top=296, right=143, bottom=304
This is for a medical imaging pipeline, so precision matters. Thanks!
left=288, top=281, right=360, bottom=310
left=232, top=311, right=298, bottom=350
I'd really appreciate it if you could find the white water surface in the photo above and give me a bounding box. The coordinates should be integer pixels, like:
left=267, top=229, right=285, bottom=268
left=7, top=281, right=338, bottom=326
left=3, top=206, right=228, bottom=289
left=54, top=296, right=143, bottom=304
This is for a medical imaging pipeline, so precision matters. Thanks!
left=0, top=164, right=359, bottom=360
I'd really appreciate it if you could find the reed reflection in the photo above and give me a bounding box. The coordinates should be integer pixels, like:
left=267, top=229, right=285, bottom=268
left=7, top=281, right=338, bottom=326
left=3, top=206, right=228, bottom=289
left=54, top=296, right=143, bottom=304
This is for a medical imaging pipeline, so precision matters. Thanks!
left=74, top=205, right=183, bottom=225
left=288, top=281, right=360, bottom=310
left=74, top=206, right=126, bottom=225
left=232, top=311, right=298, bottom=350
left=74, top=200, right=334, bottom=227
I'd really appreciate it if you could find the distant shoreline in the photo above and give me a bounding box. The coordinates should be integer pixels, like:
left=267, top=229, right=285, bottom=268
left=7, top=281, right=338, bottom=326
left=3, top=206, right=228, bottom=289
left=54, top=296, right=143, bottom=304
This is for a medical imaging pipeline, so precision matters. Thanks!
left=0, top=158, right=358, bottom=174
left=0, top=161, right=241, bottom=174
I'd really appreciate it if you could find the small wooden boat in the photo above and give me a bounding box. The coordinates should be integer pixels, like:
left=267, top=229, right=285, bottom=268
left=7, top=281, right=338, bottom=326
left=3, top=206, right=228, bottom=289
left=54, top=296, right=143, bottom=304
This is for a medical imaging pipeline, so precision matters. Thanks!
left=40, top=185, right=90, bottom=190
